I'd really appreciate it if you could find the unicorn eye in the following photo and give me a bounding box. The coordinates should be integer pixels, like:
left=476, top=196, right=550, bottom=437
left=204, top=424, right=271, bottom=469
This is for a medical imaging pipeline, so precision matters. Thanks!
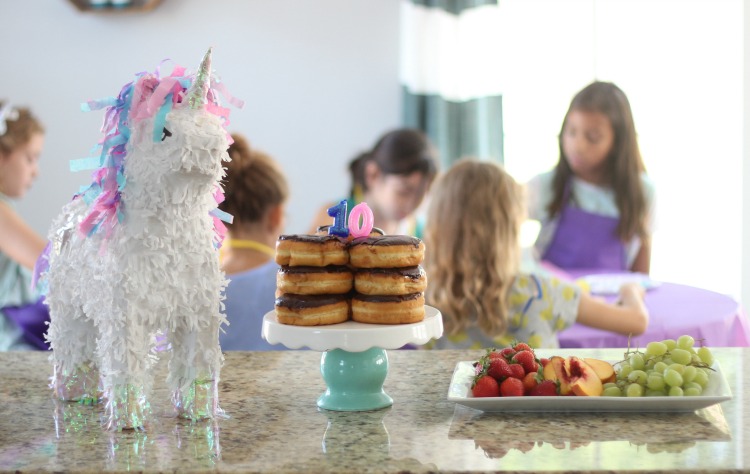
left=161, top=127, right=172, bottom=141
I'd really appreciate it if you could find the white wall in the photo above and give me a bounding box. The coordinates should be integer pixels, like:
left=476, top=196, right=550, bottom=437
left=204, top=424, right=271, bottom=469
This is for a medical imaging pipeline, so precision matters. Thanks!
left=3, top=0, right=750, bottom=304
left=0, top=0, right=402, bottom=236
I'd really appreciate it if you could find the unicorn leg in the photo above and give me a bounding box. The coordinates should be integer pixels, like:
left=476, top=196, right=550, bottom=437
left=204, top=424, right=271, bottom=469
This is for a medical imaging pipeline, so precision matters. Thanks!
left=98, top=309, right=156, bottom=430
left=167, top=316, right=223, bottom=421
left=47, top=303, right=100, bottom=403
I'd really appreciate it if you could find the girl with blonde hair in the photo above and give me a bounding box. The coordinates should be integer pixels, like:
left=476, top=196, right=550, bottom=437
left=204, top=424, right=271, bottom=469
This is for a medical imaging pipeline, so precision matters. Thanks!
left=424, top=159, right=648, bottom=349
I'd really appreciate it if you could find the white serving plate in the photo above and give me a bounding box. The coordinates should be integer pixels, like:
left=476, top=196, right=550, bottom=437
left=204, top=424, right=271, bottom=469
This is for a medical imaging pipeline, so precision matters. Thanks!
left=578, top=272, right=660, bottom=295
left=262, top=305, right=443, bottom=352
left=447, top=360, right=732, bottom=413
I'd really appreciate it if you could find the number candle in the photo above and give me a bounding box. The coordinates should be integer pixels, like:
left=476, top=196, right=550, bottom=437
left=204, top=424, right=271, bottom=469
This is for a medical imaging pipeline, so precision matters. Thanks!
left=326, top=200, right=349, bottom=237
left=348, top=202, right=374, bottom=238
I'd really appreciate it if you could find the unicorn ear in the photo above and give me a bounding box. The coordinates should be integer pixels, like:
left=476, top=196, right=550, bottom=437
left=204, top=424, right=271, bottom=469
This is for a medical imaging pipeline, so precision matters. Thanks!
left=185, top=47, right=213, bottom=109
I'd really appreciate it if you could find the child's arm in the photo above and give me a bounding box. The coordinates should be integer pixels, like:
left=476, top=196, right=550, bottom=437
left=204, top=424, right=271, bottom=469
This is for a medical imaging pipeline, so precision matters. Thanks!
left=0, top=201, right=46, bottom=270
left=630, top=240, right=651, bottom=274
left=575, top=283, right=649, bottom=336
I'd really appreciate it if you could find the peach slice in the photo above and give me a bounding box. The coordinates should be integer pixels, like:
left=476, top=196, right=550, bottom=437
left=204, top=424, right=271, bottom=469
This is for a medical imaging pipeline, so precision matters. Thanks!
left=584, top=358, right=616, bottom=384
left=565, top=357, right=603, bottom=397
left=543, top=356, right=572, bottom=395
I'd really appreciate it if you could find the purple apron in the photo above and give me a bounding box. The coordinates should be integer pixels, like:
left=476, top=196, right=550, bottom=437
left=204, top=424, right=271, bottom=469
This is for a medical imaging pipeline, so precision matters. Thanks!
left=2, top=297, right=50, bottom=350
left=542, top=188, right=627, bottom=271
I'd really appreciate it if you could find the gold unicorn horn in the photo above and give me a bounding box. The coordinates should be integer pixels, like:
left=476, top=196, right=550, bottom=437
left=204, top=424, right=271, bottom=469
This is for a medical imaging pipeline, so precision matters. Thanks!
left=186, top=47, right=213, bottom=109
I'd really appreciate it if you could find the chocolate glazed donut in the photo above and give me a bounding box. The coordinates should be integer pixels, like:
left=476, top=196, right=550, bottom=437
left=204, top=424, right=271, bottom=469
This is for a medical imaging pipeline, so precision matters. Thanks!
left=275, top=234, right=348, bottom=267
left=277, top=265, right=353, bottom=295
left=348, top=235, right=425, bottom=269
left=351, top=293, right=425, bottom=324
left=275, top=294, right=350, bottom=326
left=354, top=266, right=427, bottom=295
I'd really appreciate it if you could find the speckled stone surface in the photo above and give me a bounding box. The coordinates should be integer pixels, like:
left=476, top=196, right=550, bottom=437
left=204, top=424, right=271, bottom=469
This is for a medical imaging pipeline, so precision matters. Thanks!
left=1, top=348, right=748, bottom=473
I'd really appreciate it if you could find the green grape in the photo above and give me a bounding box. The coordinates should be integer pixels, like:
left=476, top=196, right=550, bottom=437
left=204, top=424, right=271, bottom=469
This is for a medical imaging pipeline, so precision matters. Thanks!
left=682, top=365, right=697, bottom=383
left=629, top=353, right=645, bottom=370
left=661, top=358, right=674, bottom=366
left=645, top=341, right=668, bottom=357
left=693, top=369, right=709, bottom=388
left=645, top=389, right=667, bottom=397
left=602, top=386, right=623, bottom=397
left=662, top=339, right=677, bottom=351
left=670, top=348, right=692, bottom=365
left=677, top=335, right=695, bottom=350
left=697, top=347, right=714, bottom=366
left=628, top=369, right=648, bottom=385
left=667, top=363, right=685, bottom=375
left=603, top=382, right=619, bottom=390
left=653, top=361, right=668, bottom=373
left=618, top=363, right=633, bottom=378
left=625, top=383, right=644, bottom=397
left=663, top=369, right=684, bottom=387
left=683, top=382, right=703, bottom=395
left=668, top=386, right=684, bottom=396
left=646, top=373, right=665, bottom=390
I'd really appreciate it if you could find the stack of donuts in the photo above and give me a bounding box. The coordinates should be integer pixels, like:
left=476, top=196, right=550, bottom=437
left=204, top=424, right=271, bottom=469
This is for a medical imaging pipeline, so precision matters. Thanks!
left=349, top=236, right=426, bottom=324
left=274, top=233, right=427, bottom=326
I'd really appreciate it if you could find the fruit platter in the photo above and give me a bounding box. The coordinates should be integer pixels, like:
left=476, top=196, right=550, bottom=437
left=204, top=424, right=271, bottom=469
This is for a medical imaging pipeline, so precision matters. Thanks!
left=447, top=336, right=733, bottom=413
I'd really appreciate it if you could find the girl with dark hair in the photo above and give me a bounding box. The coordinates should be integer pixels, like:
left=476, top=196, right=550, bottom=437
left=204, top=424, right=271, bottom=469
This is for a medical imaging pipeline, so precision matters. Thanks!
left=308, top=128, right=438, bottom=237
left=527, top=82, right=656, bottom=274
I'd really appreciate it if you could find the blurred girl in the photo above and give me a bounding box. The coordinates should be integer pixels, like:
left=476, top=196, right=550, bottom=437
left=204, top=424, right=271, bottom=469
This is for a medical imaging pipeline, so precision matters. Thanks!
left=424, top=159, right=648, bottom=349
left=527, top=81, right=656, bottom=273
left=0, top=102, right=47, bottom=350
left=219, top=133, right=289, bottom=350
left=308, top=128, right=438, bottom=237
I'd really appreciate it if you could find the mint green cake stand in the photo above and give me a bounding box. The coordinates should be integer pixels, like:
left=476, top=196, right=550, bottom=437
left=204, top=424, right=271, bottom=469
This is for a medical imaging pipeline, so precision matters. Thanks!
left=262, top=306, right=443, bottom=411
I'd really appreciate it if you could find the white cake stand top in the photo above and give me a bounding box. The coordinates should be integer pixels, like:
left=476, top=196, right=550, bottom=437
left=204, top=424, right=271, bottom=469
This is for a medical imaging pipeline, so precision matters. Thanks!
left=262, top=305, right=443, bottom=352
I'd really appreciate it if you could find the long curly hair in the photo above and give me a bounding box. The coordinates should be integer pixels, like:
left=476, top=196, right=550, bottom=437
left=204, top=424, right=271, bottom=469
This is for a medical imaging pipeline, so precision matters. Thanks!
left=424, top=159, right=525, bottom=337
left=548, top=81, right=647, bottom=241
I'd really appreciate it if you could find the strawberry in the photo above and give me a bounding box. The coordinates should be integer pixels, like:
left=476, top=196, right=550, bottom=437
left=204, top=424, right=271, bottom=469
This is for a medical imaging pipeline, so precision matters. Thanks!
left=472, top=375, right=500, bottom=398
left=540, top=357, right=550, bottom=368
left=522, top=371, right=538, bottom=394
left=499, top=347, right=516, bottom=359
left=511, top=350, right=539, bottom=374
left=528, top=379, right=559, bottom=396
left=487, top=357, right=514, bottom=381
left=508, top=363, right=525, bottom=379
left=499, top=377, right=525, bottom=397
left=512, top=342, right=533, bottom=353
left=488, top=350, right=506, bottom=361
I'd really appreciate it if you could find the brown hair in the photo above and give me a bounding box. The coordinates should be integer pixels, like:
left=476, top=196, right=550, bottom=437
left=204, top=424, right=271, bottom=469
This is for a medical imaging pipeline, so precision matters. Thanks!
left=348, top=128, right=438, bottom=196
left=219, top=133, right=289, bottom=225
left=0, top=102, right=44, bottom=156
left=548, top=82, right=648, bottom=241
left=424, top=159, right=525, bottom=337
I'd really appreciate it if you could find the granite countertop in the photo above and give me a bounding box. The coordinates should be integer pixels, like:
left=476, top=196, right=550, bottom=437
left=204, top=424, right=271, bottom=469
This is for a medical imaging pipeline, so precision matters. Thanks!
left=1, top=347, right=748, bottom=473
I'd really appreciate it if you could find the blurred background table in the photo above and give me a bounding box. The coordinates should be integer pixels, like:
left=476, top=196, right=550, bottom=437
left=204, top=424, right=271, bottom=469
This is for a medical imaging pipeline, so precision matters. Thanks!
left=556, top=270, right=750, bottom=349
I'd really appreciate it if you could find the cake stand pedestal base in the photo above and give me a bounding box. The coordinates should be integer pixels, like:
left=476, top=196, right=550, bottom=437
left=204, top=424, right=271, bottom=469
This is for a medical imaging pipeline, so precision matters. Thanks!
left=317, top=348, right=392, bottom=411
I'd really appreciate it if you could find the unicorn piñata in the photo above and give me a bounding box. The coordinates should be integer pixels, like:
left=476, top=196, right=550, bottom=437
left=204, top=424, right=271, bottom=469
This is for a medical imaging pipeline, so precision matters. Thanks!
left=36, top=48, right=240, bottom=430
